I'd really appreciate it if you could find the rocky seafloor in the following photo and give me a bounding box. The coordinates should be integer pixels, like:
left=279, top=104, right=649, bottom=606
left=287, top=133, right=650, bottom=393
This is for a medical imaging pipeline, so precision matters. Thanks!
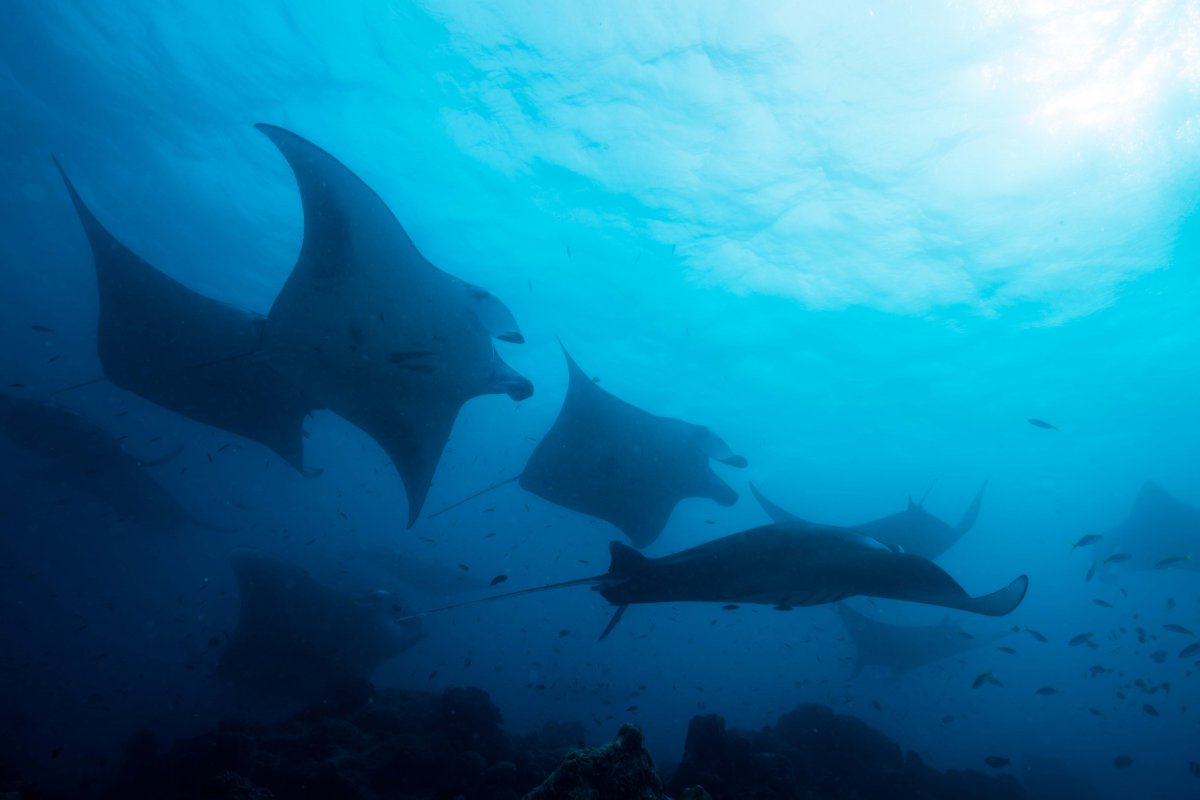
left=3, top=683, right=1025, bottom=800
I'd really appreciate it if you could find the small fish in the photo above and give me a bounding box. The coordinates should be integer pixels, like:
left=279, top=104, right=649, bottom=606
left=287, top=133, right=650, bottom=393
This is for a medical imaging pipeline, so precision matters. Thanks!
left=1179, top=642, right=1200, bottom=659
left=1113, top=755, right=1134, bottom=769
left=972, top=671, right=1003, bottom=689
left=558, top=629, right=571, bottom=637
left=1150, top=650, right=1168, bottom=664
left=207, top=636, right=222, bottom=648
left=1085, top=563, right=1096, bottom=582
left=1092, top=599, right=1113, bottom=608
left=1103, top=553, right=1132, bottom=565
left=959, top=631, right=975, bottom=640
left=625, top=705, right=638, bottom=712
left=1069, top=632, right=1094, bottom=647
left=1143, top=704, right=1159, bottom=717
left=995, top=646, right=1017, bottom=654
left=1189, top=761, right=1200, bottom=778
left=721, top=604, right=739, bottom=611
left=457, top=564, right=470, bottom=572
left=1164, top=624, right=1195, bottom=637
left=1024, top=628, right=1048, bottom=643
left=489, top=574, right=508, bottom=587
left=1154, top=555, right=1192, bottom=570
left=1035, top=686, right=1059, bottom=696
left=1027, top=418, right=1057, bottom=430
left=984, top=756, right=1011, bottom=768
left=1071, top=534, right=1103, bottom=551
left=1088, top=707, right=1105, bottom=716
left=31, top=324, right=54, bottom=333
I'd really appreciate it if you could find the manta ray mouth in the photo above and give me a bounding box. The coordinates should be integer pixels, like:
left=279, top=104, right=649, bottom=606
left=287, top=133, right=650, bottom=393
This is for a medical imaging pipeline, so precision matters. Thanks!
left=503, top=376, right=534, bottom=401
left=498, top=331, right=525, bottom=344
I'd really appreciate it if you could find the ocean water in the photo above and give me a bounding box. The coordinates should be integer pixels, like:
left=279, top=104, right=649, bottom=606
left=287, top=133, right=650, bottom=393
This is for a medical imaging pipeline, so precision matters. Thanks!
left=1, top=1, right=1198, bottom=798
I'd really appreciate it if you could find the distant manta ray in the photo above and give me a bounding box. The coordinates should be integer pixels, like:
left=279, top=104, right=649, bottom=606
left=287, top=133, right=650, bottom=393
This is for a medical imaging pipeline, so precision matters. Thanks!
left=1092, top=482, right=1200, bottom=577
left=220, top=548, right=424, bottom=700
left=0, top=392, right=209, bottom=532
left=409, top=521, right=1029, bottom=639
left=836, top=603, right=1007, bottom=678
left=749, top=480, right=987, bottom=560
left=431, top=344, right=746, bottom=548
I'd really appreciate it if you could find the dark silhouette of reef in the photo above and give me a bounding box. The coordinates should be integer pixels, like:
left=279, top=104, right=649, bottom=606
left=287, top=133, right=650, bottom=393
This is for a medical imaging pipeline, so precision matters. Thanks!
left=99, top=683, right=1024, bottom=800
left=668, top=705, right=1025, bottom=800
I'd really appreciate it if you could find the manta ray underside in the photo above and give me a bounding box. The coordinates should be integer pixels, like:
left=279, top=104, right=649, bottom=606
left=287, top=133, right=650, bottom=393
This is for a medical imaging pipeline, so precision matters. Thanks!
left=219, top=548, right=423, bottom=700
left=836, top=603, right=1006, bottom=678
left=750, top=480, right=987, bottom=560
left=517, top=346, right=747, bottom=549
left=0, top=392, right=202, bottom=532
left=418, top=521, right=1029, bottom=639
left=54, top=162, right=315, bottom=473
left=255, top=124, right=531, bottom=526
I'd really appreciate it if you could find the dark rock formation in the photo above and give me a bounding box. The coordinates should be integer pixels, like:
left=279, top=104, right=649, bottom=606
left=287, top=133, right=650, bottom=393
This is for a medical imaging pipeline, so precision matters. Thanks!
left=103, top=685, right=578, bottom=800
left=668, top=705, right=1025, bottom=800
left=521, top=724, right=663, bottom=800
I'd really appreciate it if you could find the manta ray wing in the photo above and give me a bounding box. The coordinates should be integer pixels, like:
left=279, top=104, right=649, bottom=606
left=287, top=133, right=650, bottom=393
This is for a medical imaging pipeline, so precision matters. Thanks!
left=54, top=160, right=313, bottom=471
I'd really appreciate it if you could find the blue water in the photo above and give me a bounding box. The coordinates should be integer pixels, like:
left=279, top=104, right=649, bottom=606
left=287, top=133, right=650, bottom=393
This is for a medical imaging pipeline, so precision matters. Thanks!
left=1, top=2, right=1198, bottom=797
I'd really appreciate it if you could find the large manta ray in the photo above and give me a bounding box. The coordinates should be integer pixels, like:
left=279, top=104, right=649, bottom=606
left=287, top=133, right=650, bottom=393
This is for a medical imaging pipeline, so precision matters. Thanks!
left=255, top=124, right=532, bottom=526
left=750, top=480, right=987, bottom=560
left=219, top=548, right=423, bottom=699
left=0, top=392, right=202, bottom=532
left=836, top=603, right=1007, bottom=678
left=433, top=346, right=746, bottom=548
left=54, top=162, right=316, bottom=473
left=1093, top=482, right=1200, bottom=577
left=417, top=521, right=1028, bottom=639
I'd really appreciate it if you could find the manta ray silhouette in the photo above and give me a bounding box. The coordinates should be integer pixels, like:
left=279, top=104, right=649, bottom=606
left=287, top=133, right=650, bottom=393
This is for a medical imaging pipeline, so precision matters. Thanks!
left=54, top=161, right=316, bottom=474
left=256, top=124, right=532, bottom=526
left=836, top=603, right=1008, bottom=678
left=431, top=345, right=746, bottom=548
left=220, top=548, right=423, bottom=699
left=411, top=521, right=1029, bottom=639
left=0, top=392, right=206, bottom=532
left=750, top=480, right=987, bottom=560
left=1092, top=482, right=1200, bottom=576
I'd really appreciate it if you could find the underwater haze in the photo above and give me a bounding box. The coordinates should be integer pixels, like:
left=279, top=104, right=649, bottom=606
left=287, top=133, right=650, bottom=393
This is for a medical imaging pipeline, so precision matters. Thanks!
left=1, top=1, right=1199, bottom=798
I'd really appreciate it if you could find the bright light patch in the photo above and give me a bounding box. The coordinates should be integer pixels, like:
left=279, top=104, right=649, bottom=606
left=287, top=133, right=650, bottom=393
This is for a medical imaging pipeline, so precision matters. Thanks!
left=423, top=0, right=1200, bottom=322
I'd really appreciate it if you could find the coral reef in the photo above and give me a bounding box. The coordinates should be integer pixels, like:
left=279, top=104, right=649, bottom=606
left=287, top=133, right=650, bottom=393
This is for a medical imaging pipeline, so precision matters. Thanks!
left=668, top=705, right=1025, bottom=800
left=101, top=687, right=1025, bottom=800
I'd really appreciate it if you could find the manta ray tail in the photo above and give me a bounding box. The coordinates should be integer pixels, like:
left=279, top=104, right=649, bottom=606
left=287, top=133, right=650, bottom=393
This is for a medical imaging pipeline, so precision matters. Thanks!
left=955, top=478, right=990, bottom=536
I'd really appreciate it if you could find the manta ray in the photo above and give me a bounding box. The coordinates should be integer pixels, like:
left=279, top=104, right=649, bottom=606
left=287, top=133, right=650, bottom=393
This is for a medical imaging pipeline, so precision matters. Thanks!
left=255, top=124, right=532, bottom=525
left=750, top=480, right=987, bottom=560
left=54, top=161, right=317, bottom=474
left=836, top=603, right=1007, bottom=678
left=432, top=345, right=746, bottom=548
left=1093, top=482, right=1200, bottom=577
left=416, top=521, right=1029, bottom=639
left=219, top=548, right=423, bottom=699
left=0, top=392, right=204, bottom=532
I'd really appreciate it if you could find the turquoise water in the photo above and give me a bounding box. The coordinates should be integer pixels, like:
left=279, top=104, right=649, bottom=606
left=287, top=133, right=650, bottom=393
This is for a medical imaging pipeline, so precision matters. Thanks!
left=1, top=2, right=1198, bottom=798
